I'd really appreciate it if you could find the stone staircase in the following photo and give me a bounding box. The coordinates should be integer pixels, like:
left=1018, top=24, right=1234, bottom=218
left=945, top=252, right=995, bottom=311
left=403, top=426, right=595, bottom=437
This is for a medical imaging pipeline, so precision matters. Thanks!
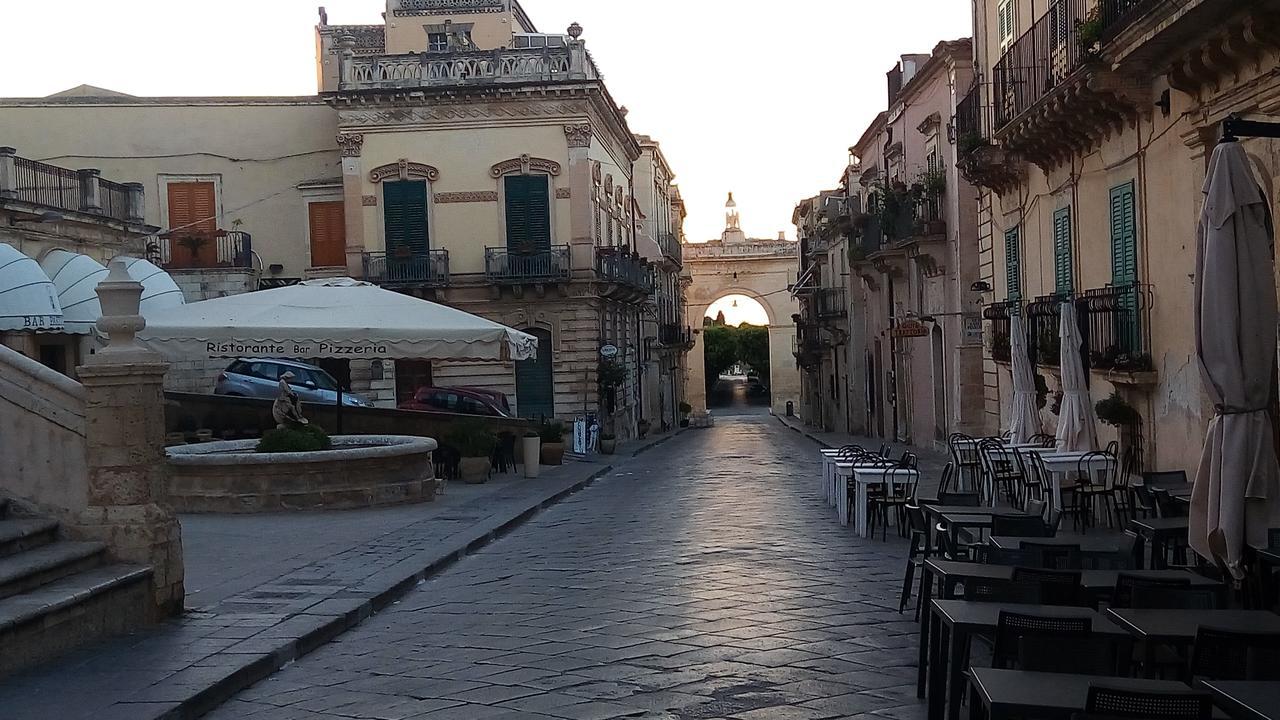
left=0, top=496, right=153, bottom=677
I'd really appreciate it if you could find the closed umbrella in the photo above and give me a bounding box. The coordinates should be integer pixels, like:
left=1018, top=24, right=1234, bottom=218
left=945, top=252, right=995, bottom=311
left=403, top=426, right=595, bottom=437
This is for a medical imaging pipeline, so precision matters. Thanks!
left=1055, top=301, right=1098, bottom=452
left=1191, top=140, right=1280, bottom=579
left=1008, top=314, right=1040, bottom=443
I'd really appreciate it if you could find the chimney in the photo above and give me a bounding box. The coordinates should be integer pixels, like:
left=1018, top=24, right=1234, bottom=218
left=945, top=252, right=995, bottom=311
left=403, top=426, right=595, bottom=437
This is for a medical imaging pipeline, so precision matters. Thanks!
left=887, top=64, right=904, bottom=106
left=778, top=231, right=787, bottom=241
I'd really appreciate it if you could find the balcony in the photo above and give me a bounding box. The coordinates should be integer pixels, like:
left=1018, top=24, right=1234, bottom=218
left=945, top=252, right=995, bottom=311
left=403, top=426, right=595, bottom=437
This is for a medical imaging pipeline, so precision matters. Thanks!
left=362, top=249, right=449, bottom=288
left=335, top=45, right=598, bottom=93
left=484, top=245, right=570, bottom=285
left=1082, top=282, right=1154, bottom=380
left=656, top=232, right=683, bottom=268
left=596, top=248, right=655, bottom=301
left=983, top=300, right=1020, bottom=363
left=656, top=323, right=694, bottom=350
left=953, top=85, right=1024, bottom=192
left=991, top=0, right=1147, bottom=169
left=151, top=230, right=253, bottom=270
left=794, top=322, right=825, bottom=369
left=1, top=148, right=143, bottom=225
left=816, top=287, right=847, bottom=320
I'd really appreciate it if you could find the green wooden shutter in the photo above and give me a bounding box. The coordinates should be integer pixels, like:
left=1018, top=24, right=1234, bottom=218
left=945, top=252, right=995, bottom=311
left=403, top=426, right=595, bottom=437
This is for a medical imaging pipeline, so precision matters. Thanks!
left=382, top=181, right=428, bottom=255
left=504, top=175, right=551, bottom=250
left=515, top=327, right=555, bottom=419
left=1053, top=206, right=1073, bottom=293
left=1005, top=226, right=1021, bottom=301
left=1110, top=182, right=1138, bottom=285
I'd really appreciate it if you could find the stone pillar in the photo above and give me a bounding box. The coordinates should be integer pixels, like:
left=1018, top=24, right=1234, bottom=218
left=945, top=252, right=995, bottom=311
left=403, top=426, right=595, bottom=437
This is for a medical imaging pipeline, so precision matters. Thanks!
left=338, top=34, right=356, bottom=88
left=78, top=168, right=102, bottom=214
left=566, top=24, right=586, bottom=79
left=74, top=259, right=183, bottom=619
left=337, top=133, right=367, bottom=277
left=124, top=182, right=146, bottom=224
left=563, top=124, right=594, bottom=276
left=0, top=147, right=16, bottom=199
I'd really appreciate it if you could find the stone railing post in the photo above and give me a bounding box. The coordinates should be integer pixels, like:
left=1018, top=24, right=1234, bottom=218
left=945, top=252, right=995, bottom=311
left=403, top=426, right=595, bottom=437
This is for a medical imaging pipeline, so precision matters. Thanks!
left=124, top=182, right=146, bottom=224
left=338, top=34, right=356, bottom=89
left=75, top=258, right=183, bottom=619
left=78, top=168, right=102, bottom=214
left=0, top=147, right=17, bottom=199
left=567, top=22, right=586, bottom=79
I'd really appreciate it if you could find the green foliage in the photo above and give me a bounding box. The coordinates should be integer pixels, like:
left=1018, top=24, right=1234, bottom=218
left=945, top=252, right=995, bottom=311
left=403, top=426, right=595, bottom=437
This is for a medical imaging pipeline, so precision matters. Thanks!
left=1076, top=7, right=1103, bottom=51
left=444, top=419, right=498, bottom=458
left=736, top=324, right=771, bottom=378
left=958, top=132, right=988, bottom=156
left=539, top=420, right=565, bottom=444
left=1096, top=391, right=1141, bottom=427
left=678, top=401, right=692, bottom=415
left=256, top=424, right=331, bottom=453
left=598, top=359, right=628, bottom=390
left=702, top=322, right=771, bottom=389
left=920, top=166, right=947, bottom=196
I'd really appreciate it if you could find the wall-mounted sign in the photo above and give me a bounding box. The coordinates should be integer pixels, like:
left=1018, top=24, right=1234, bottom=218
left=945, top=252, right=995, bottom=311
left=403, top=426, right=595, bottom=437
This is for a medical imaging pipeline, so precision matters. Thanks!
left=890, top=319, right=930, bottom=338
left=963, top=315, right=984, bottom=346
left=600, top=344, right=619, bottom=358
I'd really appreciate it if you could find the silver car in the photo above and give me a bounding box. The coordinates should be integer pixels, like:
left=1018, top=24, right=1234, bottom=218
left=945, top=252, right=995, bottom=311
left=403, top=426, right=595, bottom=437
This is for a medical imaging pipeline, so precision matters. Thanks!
left=214, top=358, right=374, bottom=407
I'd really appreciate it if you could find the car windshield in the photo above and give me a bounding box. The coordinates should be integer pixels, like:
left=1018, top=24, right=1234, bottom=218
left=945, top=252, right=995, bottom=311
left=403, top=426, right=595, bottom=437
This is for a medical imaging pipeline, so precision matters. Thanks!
left=303, top=368, right=339, bottom=391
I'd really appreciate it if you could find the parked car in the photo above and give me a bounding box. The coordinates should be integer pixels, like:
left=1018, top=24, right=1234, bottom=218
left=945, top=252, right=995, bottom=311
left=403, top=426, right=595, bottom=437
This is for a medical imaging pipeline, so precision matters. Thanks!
left=399, top=387, right=511, bottom=417
left=214, top=358, right=374, bottom=407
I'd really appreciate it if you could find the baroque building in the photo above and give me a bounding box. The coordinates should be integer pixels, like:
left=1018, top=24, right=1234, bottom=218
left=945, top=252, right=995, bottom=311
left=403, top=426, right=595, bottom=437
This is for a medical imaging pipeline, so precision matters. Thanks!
left=0, top=0, right=690, bottom=437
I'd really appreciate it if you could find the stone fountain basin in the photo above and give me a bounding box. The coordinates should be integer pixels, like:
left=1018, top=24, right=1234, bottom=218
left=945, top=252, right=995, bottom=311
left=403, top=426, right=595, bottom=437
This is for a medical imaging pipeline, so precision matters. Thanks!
left=166, top=435, right=438, bottom=513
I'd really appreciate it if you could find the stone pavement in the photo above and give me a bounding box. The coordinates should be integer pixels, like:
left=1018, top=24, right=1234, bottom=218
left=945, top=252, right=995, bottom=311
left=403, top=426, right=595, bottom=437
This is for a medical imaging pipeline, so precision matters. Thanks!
left=206, top=415, right=926, bottom=720
left=0, top=430, right=685, bottom=720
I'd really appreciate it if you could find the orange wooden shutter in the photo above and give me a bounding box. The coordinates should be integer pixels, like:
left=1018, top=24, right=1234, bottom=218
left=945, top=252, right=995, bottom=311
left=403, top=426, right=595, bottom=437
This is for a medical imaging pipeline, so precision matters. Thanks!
left=308, top=201, right=347, bottom=267
left=166, top=182, right=217, bottom=268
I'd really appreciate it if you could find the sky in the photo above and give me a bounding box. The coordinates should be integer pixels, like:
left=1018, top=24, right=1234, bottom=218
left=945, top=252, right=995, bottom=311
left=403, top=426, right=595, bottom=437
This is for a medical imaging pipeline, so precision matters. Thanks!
left=0, top=0, right=972, bottom=243
left=706, top=295, right=769, bottom=327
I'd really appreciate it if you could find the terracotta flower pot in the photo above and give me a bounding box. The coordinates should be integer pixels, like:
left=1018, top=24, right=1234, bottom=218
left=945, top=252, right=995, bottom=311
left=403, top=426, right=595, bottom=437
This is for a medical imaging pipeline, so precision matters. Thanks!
left=599, top=437, right=617, bottom=455
left=541, top=442, right=565, bottom=466
left=459, top=457, right=491, bottom=484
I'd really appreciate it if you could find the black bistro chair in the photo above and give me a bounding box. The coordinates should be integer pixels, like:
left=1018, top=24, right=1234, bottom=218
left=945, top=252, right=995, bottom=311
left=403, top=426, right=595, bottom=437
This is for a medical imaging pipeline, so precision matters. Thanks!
left=1075, top=686, right=1212, bottom=720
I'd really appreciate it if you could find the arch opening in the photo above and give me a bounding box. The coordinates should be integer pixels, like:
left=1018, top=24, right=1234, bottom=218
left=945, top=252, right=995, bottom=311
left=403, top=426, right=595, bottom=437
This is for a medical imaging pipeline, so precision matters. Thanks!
left=702, top=294, right=773, bottom=414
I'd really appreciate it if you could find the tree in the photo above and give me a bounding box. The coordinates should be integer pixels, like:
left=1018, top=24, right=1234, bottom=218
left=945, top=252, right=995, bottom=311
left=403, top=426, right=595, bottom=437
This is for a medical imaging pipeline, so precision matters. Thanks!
left=702, top=324, right=738, bottom=388
left=736, top=323, right=771, bottom=379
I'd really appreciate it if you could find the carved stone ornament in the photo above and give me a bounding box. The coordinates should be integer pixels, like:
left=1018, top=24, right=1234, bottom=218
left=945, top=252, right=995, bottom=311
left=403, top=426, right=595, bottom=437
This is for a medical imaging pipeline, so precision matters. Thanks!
left=556, top=187, right=572, bottom=199
left=489, top=154, right=562, bottom=178
left=336, top=133, right=365, bottom=158
left=369, top=159, right=440, bottom=183
left=563, top=123, right=594, bottom=148
left=436, top=191, right=500, bottom=203
left=591, top=161, right=602, bottom=185
left=604, top=174, right=614, bottom=194
left=614, top=186, right=625, bottom=205
left=362, top=195, right=378, bottom=206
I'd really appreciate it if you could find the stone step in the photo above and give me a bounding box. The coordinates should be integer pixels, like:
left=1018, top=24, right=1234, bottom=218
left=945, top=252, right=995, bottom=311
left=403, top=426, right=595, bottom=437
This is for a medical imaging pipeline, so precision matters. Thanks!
left=0, top=518, right=59, bottom=559
left=0, top=564, right=152, bottom=678
left=0, top=541, right=107, bottom=600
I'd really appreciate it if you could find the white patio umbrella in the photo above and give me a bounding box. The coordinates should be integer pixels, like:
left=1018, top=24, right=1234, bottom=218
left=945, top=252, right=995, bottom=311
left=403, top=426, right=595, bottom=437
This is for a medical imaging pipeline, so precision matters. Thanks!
left=1055, top=300, right=1099, bottom=452
left=1008, top=313, right=1040, bottom=444
left=138, top=277, right=538, bottom=362
left=1191, top=140, right=1280, bottom=578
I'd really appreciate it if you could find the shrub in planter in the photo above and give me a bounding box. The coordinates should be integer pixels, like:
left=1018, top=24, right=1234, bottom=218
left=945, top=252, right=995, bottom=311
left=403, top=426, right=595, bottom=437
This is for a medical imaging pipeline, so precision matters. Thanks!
left=637, top=419, right=651, bottom=439
left=678, top=401, right=693, bottom=428
left=1096, top=391, right=1141, bottom=427
left=445, top=420, right=497, bottom=484
left=539, top=420, right=566, bottom=465
left=257, top=424, right=332, bottom=453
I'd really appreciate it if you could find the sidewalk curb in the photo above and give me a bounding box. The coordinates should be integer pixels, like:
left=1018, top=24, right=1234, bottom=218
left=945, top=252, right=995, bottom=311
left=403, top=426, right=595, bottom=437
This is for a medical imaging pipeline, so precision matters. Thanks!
left=154, top=462, right=616, bottom=720
left=775, top=415, right=832, bottom=448
left=629, top=426, right=688, bottom=458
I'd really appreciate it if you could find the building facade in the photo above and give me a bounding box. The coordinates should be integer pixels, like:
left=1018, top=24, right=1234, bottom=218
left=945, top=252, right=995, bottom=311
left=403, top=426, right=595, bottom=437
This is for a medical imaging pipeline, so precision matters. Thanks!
left=961, top=0, right=1280, bottom=473
left=0, top=0, right=691, bottom=438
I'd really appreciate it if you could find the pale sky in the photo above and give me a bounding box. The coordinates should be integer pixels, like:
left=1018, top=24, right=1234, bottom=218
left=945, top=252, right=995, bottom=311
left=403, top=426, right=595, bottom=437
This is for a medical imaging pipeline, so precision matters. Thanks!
left=706, top=295, right=769, bottom=327
left=0, top=1, right=972, bottom=241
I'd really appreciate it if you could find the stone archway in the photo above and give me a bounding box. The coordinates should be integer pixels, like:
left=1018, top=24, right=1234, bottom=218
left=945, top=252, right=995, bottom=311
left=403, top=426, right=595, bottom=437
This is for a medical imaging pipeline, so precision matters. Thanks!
left=685, top=241, right=801, bottom=416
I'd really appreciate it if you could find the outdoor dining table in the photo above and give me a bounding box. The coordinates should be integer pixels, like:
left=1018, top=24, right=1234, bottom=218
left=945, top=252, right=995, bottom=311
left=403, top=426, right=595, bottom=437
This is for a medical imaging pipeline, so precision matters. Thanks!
left=987, top=535, right=1126, bottom=554
left=1017, top=448, right=1116, bottom=510
left=818, top=450, right=890, bottom=508
left=925, top=600, right=1128, bottom=720
left=1202, top=680, right=1280, bottom=720
left=968, top=668, right=1203, bottom=720
left=1105, top=608, right=1280, bottom=678
left=1128, top=516, right=1190, bottom=570
left=914, top=559, right=1224, bottom=697
left=833, top=462, right=919, bottom=537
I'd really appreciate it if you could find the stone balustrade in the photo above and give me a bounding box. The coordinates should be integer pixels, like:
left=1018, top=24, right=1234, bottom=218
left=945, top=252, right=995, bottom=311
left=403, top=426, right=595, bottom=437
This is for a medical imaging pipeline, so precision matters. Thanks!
left=337, top=44, right=596, bottom=91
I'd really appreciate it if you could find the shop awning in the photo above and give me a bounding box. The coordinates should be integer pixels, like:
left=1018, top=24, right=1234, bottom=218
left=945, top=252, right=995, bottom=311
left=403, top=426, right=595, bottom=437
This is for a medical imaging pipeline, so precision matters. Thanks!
left=0, top=243, right=63, bottom=331
left=120, top=257, right=185, bottom=315
left=137, top=277, right=538, bottom=362
left=40, top=249, right=108, bottom=335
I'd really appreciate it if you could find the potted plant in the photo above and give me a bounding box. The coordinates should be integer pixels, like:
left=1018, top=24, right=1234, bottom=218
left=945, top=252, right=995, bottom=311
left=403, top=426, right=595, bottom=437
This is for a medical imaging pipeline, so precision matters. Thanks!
left=1076, top=6, right=1103, bottom=56
left=599, top=426, right=617, bottom=455
left=445, top=420, right=497, bottom=484
left=637, top=418, right=651, bottom=439
left=958, top=132, right=989, bottom=156
left=678, top=401, right=692, bottom=428
left=1096, top=391, right=1141, bottom=427
left=539, top=420, right=566, bottom=465
left=521, top=429, right=541, bottom=478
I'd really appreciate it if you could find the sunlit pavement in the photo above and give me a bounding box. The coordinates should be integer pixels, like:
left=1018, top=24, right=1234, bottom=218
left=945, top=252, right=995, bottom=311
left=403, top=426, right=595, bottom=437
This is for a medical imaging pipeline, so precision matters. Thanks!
left=208, top=415, right=923, bottom=720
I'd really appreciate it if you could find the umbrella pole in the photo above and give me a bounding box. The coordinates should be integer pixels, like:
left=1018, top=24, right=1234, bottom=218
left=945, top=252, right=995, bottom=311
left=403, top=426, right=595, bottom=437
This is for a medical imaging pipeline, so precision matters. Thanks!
left=336, top=387, right=344, bottom=435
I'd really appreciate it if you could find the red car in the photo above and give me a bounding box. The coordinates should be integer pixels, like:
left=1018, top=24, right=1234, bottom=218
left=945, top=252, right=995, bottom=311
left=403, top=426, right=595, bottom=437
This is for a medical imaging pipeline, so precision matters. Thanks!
left=399, top=387, right=511, bottom=417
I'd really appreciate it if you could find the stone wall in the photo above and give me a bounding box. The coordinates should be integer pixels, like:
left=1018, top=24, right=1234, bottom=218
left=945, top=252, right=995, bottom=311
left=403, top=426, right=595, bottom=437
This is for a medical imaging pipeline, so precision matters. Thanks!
left=164, top=268, right=260, bottom=394
left=168, top=436, right=437, bottom=513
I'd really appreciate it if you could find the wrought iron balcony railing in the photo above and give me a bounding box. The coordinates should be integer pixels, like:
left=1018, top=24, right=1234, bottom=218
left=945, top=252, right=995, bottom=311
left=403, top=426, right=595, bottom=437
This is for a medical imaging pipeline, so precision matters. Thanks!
left=983, top=300, right=1021, bottom=363
left=657, top=232, right=682, bottom=266
left=1027, top=293, right=1077, bottom=367
left=596, top=249, right=655, bottom=294
left=337, top=45, right=598, bottom=92
left=484, top=245, right=571, bottom=284
left=992, top=0, right=1088, bottom=131
left=1097, top=0, right=1164, bottom=43
left=362, top=249, right=449, bottom=288
left=1081, top=282, right=1153, bottom=372
left=657, top=323, right=693, bottom=349
left=817, top=287, right=847, bottom=319
left=151, top=230, right=253, bottom=270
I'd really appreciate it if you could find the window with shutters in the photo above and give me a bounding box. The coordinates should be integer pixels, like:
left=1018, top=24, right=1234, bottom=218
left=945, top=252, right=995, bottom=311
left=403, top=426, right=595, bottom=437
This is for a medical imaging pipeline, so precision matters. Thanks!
left=307, top=200, right=347, bottom=268
left=382, top=180, right=429, bottom=257
left=165, top=180, right=219, bottom=268
left=998, top=0, right=1016, bottom=50
left=1004, top=226, right=1022, bottom=302
left=1109, top=181, right=1140, bottom=353
left=1053, top=206, right=1073, bottom=294
left=504, top=175, right=551, bottom=251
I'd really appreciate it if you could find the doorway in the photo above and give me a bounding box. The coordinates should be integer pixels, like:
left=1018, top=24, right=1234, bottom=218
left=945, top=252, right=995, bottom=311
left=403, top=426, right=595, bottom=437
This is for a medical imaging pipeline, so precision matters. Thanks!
left=932, top=325, right=947, bottom=441
left=516, top=327, right=555, bottom=420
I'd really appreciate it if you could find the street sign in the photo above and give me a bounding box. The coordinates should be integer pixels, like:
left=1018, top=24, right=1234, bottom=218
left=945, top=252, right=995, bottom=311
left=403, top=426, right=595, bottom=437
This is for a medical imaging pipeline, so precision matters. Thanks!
left=890, top=319, right=930, bottom=338
left=600, top=344, right=619, bottom=358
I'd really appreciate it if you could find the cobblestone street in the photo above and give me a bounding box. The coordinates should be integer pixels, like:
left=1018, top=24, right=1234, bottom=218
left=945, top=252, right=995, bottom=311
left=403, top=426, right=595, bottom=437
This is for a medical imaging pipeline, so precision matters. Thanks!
left=209, top=416, right=922, bottom=720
